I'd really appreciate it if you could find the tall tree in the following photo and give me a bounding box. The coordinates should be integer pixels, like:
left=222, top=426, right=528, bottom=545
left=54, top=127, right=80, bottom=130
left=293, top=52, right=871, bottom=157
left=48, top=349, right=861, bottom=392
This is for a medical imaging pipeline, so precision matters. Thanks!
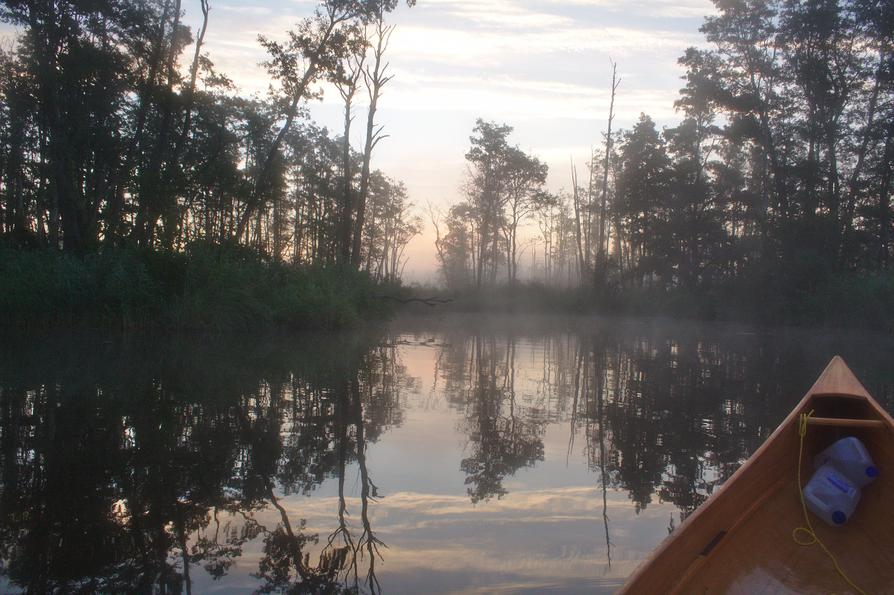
left=615, top=114, right=672, bottom=287
left=238, top=0, right=367, bottom=239
left=335, top=44, right=366, bottom=264
left=464, top=119, right=512, bottom=286
left=352, top=12, right=395, bottom=267
left=502, top=147, right=547, bottom=284
left=597, top=60, right=620, bottom=273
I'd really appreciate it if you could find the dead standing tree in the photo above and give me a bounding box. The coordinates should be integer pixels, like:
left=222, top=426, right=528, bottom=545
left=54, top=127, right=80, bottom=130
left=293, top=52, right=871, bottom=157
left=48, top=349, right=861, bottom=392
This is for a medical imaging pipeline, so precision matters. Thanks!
left=570, top=60, right=620, bottom=289
left=134, top=0, right=187, bottom=247
left=571, top=161, right=587, bottom=284
left=352, top=14, right=394, bottom=267
left=159, top=0, right=213, bottom=247
left=335, top=47, right=367, bottom=264
left=596, top=60, right=620, bottom=282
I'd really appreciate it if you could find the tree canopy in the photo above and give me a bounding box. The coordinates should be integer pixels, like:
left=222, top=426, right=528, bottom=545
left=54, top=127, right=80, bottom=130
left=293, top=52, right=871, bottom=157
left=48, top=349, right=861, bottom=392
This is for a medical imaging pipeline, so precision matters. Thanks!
left=0, top=0, right=417, bottom=280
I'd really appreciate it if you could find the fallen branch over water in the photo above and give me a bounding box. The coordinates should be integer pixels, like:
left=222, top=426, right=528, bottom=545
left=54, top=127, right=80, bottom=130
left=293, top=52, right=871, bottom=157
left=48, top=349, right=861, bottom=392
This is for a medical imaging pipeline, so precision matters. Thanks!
left=372, top=295, right=454, bottom=307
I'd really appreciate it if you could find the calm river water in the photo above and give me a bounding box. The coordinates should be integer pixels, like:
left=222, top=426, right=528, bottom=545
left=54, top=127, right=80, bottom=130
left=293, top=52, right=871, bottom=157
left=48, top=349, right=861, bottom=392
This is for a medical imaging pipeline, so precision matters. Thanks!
left=1, top=315, right=892, bottom=594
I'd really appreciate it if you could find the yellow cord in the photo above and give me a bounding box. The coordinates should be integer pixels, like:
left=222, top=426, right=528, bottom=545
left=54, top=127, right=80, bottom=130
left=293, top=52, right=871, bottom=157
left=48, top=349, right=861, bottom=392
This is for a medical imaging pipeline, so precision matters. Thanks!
left=793, top=410, right=868, bottom=595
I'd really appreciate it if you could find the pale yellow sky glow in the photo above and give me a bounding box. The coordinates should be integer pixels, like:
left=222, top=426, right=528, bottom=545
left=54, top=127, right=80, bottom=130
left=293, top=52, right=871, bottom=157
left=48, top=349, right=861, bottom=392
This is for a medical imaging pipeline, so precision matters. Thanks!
left=189, top=0, right=718, bottom=281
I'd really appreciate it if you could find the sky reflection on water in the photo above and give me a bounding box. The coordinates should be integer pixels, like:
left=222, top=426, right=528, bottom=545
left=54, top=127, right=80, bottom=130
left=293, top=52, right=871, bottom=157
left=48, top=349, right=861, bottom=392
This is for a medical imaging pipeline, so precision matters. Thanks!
left=1, top=317, right=892, bottom=593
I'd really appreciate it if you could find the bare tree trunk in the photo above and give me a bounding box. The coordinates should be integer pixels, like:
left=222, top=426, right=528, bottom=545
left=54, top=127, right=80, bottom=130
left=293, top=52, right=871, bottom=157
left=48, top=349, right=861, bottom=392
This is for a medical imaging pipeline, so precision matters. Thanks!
left=31, top=3, right=88, bottom=252
left=878, top=119, right=894, bottom=270
left=104, top=0, right=173, bottom=244
left=339, top=94, right=356, bottom=263
left=160, top=0, right=212, bottom=248
left=133, top=0, right=184, bottom=247
left=428, top=204, right=446, bottom=270
left=297, top=205, right=305, bottom=263
left=571, top=163, right=585, bottom=284
left=337, top=53, right=365, bottom=263
left=842, top=51, right=886, bottom=261
left=352, top=16, right=394, bottom=267
left=174, top=0, right=210, bottom=158
left=597, top=61, right=619, bottom=271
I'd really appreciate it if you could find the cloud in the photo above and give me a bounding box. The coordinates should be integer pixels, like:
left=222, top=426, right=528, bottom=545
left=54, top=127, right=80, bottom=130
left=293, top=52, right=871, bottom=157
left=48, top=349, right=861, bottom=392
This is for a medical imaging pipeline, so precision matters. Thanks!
left=216, top=5, right=274, bottom=16
left=189, top=485, right=678, bottom=592
left=418, top=0, right=574, bottom=29
left=388, top=23, right=702, bottom=67
left=342, top=70, right=680, bottom=129
left=543, top=0, right=715, bottom=19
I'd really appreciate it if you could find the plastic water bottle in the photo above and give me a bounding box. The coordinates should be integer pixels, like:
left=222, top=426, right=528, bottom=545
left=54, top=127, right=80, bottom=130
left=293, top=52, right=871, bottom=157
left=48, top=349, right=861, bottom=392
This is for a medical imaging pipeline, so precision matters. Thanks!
left=814, top=436, right=879, bottom=488
left=803, top=463, right=861, bottom=526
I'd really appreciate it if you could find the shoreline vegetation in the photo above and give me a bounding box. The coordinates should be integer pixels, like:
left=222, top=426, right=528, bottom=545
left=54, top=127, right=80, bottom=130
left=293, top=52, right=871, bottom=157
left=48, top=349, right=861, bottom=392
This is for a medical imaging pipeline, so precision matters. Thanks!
left=426, top=79, right=894, bottom=336
left=4, top=241, right=892, bottom=332
left=0, top=242, right=400, bottom=331
left=424, top=5, right=894, bottom=333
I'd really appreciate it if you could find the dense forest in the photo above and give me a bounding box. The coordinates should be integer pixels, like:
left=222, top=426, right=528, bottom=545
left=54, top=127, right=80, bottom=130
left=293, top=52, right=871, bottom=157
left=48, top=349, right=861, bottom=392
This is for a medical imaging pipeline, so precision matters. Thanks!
left=434, top=0, right=894, bottom=326
left=0, top=0, right=420, bottom=265
left=0, top=0, right=419, bottom=327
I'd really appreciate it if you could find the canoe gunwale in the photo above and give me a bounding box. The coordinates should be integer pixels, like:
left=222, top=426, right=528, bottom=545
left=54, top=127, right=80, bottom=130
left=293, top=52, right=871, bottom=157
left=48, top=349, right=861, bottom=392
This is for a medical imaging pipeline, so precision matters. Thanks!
left=805, top=416, right=888, bottom=429
left=810, top=391, right=876, bottom=400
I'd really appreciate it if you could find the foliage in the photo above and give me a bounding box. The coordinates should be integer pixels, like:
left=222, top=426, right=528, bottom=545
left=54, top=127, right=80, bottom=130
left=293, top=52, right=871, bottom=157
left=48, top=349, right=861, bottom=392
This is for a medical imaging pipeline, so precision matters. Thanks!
left=0, top=244, right=394, bottom=330
left=434, top=119, right=550, bottom=287
left=0, top=0, right=416, bottom=279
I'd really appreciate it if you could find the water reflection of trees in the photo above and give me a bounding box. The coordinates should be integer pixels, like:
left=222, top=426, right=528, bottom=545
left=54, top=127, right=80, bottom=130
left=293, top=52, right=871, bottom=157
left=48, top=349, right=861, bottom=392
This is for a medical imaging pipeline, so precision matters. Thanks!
left=560, top=330, right=803, bottom=519
left=0, top=332, right=408, bottom=594
left=434, top=324, right=893, bottom=524
left=3, top=324, right=893, bottom=591
left=437, top=334, right=546, bottom=503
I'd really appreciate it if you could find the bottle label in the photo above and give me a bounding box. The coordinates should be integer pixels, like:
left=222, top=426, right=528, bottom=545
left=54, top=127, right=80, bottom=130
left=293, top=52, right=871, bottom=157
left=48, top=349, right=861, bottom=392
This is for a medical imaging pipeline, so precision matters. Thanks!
left=826, top=473, right=853, bottom=495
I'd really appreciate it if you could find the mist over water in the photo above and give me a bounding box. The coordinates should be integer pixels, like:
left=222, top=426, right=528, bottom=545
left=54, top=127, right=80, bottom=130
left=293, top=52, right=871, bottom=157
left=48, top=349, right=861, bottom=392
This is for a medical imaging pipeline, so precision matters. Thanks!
left=1, top=316, right=891, bottom=593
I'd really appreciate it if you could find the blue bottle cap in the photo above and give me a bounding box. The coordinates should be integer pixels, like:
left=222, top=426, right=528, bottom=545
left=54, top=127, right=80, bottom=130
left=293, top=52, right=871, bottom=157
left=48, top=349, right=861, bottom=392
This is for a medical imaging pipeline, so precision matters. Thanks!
left=866, top=465, right=878, bottom=478
left=832, top=511, right=847, bottom=525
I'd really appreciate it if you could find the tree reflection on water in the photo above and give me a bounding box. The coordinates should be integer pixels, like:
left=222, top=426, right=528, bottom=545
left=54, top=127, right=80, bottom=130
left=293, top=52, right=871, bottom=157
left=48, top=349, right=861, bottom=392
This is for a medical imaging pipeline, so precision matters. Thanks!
left=0, top=322, right=892, bottom=593
left=0, top=331, right=402, bottom=593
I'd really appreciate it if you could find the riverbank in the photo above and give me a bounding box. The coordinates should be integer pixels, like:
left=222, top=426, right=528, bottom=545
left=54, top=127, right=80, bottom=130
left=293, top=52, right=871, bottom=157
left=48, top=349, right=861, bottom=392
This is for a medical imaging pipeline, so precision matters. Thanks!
left=0, top=244, right=398, bottom=331
left=403, top=273, right=894, bottom=332
left=6, top=243, right=891, bottom=333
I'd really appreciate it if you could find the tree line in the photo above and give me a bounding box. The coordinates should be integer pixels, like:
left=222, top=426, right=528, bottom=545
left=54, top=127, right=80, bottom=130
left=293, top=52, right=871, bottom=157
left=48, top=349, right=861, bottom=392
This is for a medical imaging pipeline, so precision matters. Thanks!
left=0, top=0, right=419, bottom=281
left=433, top=0, right=893, bottom=322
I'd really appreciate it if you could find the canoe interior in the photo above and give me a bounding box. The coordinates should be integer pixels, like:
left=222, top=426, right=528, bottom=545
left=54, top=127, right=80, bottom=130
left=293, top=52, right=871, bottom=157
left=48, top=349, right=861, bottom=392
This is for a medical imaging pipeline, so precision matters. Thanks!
left=673, top=397, right=894, bottom=594
left=622, top=358, right=894, bottom=594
